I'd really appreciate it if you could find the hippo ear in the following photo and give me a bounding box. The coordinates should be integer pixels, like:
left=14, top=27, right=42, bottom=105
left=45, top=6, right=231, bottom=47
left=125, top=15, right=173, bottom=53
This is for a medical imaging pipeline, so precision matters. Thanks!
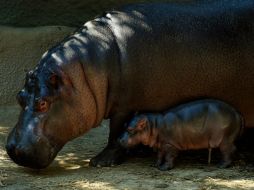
left=137, top=117, right=148, bottom=130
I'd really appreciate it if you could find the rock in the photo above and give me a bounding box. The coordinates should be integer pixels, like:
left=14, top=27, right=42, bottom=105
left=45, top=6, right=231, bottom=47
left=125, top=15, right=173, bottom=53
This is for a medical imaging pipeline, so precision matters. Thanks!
left=0, top=26, right=75, bottom=105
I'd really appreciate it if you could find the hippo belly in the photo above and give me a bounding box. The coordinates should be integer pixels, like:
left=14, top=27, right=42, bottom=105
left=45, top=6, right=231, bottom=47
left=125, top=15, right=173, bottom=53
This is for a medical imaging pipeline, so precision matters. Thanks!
left=111, top=2, right=254, bottom=128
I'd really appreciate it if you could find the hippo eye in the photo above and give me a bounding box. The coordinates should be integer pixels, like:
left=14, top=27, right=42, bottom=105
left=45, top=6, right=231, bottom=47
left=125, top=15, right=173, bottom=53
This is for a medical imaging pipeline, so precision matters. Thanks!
left=48, top=74, right=59, bottom=89
left=36, top=99, right=50, bottom=113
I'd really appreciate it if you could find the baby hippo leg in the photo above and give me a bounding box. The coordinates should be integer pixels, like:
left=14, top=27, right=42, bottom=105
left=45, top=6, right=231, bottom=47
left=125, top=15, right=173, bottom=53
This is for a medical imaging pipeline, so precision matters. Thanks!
left=157, top=145, right=178, bottom=171
left=218, top=140, right=236, bottom=168
left=154, top=151, right=164, bottom=168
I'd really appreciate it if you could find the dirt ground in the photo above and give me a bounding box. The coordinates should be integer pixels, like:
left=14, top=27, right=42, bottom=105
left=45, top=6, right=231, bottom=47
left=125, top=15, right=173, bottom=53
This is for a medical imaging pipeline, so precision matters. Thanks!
left=0, top=106, right=253, bottom=190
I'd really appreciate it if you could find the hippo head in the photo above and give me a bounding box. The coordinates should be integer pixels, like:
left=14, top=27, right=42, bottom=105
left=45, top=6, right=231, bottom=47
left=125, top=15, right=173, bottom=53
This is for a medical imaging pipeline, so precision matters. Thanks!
left=6, top=52, right=98, bottom=169
left=119, top=115, right=150, bottom=148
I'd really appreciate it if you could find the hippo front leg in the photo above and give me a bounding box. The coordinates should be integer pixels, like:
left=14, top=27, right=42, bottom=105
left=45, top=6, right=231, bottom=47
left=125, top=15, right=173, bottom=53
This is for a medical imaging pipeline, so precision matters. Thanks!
left=90, top=113, right=130, bottom=167
left=158, top=145, right=178, bottom=171
left=153, top=150, right=164, bottom=168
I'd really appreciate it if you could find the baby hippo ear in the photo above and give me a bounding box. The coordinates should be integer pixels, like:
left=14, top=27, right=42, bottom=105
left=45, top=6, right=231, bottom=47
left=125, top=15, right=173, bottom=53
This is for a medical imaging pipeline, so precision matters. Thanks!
left=137, top=116, right=148, bottom=130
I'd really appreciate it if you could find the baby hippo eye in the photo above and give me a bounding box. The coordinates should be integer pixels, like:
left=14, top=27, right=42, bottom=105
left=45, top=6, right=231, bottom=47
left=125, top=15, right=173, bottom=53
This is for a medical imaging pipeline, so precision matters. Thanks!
left=127, top=127, right=136, bottom=136
left=36, top=99, right=49, bottom=112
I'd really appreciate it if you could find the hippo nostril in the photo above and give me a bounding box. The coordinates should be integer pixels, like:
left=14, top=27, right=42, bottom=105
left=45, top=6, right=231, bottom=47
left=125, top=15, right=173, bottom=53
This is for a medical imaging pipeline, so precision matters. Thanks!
left=118, top=138, right=125, bottom=147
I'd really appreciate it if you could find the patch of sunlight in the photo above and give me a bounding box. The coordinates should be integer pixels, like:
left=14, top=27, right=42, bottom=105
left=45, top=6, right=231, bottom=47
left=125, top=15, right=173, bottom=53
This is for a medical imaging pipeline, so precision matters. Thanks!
left=74, top=180, right=118, bottom=190
left=0, top=126, right=9, bottom=135
left=55, top=153, right=89, bottom=170
left=205, top=177, right=254, bottom=189
left=56, top=154, right=78, bottom=161
left=57, top=160, right=81, bottom=170
left=0, top=151, right=6, bottom=165
left=0, top=148, right=15, bottom=169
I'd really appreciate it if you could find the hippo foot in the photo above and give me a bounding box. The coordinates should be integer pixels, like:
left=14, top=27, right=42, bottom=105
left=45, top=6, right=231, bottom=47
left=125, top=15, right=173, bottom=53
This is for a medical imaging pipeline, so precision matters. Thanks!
left=157, top=162, right=173, bottom=171
left=157, top=164, right=172, bottom=171
left=218, top=160, right=232, bottom=168
left=89, top=145, right=126, bottom=167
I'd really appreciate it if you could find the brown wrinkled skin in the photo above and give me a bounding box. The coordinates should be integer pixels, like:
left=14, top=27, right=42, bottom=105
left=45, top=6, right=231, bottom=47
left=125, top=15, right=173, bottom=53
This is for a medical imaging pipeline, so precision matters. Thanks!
left=120, top=100, right=242, bottom=171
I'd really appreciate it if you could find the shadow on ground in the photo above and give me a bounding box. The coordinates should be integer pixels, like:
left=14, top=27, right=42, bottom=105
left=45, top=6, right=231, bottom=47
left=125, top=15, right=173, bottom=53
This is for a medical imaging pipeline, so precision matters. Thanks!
left=0, top=106, right=253, bottom=190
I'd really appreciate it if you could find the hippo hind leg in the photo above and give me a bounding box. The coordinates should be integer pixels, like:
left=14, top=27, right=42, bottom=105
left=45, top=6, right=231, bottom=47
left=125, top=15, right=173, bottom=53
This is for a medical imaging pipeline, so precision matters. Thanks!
left=218, top=117, right=241, bottom=168
left=218, top=140, right=236, bottom=168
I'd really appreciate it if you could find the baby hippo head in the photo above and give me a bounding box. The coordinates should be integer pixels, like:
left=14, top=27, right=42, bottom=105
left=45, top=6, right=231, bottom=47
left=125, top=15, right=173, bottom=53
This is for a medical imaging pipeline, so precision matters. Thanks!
left=119, top=115, right=150, bottom=148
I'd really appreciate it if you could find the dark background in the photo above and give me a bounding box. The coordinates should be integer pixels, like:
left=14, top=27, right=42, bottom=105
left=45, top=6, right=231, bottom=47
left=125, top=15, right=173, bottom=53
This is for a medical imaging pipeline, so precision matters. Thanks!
left=0, top=0, right=193, bottom=27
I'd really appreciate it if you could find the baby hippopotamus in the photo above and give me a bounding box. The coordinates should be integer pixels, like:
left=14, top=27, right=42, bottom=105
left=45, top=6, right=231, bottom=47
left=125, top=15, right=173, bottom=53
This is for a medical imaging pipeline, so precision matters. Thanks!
left=119, top=99, right=242, bottom=171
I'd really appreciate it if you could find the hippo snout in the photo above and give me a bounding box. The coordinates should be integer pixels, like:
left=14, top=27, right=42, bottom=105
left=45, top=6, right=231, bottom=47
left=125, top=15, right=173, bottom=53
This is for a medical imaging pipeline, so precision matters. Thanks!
left=6, top=138, right=56, bottom=169
left=118, top=133, right=130, bottom=148
left=6, top=144, right=45, bottom=169
left=6, top=127, right=59, bottom=169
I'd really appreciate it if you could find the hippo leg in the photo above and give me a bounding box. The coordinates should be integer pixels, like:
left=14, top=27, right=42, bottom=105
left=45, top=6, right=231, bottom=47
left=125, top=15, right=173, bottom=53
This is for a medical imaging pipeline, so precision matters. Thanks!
left=218, top=141, right=236, bottom=168
left=153, top=150, right=164, bottom=168
left=90, top=113, right=130, bottom=167
left=158, top=145, right=178, bottom=171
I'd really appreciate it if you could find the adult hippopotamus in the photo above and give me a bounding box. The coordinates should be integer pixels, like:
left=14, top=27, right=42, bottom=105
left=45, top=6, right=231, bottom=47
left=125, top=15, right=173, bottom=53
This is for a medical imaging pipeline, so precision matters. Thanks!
left=6, top=0, right=254, bottom=169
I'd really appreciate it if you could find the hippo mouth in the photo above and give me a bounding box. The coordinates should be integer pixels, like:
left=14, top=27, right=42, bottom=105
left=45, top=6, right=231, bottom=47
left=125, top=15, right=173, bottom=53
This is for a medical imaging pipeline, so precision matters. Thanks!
left=6, top=143, right=61, bottom=169
left=6, top=129, right=63, bottom=169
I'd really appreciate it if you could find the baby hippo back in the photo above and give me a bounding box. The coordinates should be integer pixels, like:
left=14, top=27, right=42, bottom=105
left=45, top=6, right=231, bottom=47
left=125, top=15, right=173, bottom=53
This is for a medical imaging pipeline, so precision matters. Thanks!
left=162, top=99, right=242, bottom=150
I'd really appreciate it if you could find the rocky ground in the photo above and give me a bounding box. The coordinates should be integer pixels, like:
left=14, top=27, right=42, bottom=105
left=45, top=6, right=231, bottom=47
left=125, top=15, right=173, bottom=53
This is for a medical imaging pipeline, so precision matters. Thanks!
left=0, top=106, right=253, bottom=190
